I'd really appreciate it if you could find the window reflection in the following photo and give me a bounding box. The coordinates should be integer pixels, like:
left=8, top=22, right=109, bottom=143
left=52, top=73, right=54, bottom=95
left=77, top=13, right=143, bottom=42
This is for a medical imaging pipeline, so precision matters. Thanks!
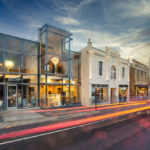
left=23, top=55, right=37, bottom=74
left=5, top=52, right=22, bottom=73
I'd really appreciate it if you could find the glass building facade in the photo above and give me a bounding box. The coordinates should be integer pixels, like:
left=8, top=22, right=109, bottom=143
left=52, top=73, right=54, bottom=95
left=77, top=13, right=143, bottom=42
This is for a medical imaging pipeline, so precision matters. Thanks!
left=0, top=24, right=80, bottom=110
left=39, top=24, right=80, bottom=107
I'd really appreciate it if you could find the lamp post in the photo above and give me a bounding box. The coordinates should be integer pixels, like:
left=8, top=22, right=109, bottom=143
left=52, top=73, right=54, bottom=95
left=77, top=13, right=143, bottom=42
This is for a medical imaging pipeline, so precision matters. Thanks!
left=51, top=57, right=59, bottom=74
left=4, top=60, right=14, bottom=72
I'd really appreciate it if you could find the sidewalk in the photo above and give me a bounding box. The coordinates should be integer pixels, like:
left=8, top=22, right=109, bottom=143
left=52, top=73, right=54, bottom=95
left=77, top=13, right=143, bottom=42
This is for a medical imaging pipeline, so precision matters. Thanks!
left=0, top=101, right=149, bottom=129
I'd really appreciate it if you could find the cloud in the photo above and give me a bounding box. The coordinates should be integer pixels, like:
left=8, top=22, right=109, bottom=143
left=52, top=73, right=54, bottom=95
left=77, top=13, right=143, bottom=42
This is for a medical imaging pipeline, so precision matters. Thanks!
left=116, top=0, right=150, bottom=18
left=70, top=27, right=150, bottom=65
left=55, top=17, right=80, bottom=25
left=56, top=0, right=98, bottom=16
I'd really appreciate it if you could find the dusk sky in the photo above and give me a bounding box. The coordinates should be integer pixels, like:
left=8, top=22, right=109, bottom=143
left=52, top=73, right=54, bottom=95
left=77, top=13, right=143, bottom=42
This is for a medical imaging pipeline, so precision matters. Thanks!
left=0, top=0, right=150, bottom=65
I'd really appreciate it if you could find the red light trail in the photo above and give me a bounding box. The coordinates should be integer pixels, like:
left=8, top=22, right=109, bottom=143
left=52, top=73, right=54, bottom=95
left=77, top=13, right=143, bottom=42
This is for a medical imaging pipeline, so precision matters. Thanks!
left=0, top=105, right=150, bottom=141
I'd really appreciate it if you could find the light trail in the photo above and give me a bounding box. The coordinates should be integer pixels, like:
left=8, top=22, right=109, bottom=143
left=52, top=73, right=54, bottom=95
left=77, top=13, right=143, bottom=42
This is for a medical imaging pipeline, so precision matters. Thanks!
left=26, top=101, right=145, bottom=113
left=0, top=105, right=150, bottom=141
left=67, top=102, right=146, bottom=113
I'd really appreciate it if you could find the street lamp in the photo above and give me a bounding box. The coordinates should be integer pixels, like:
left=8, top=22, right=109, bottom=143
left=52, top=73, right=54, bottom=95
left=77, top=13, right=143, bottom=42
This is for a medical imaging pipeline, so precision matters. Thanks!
left=4, top=60, right=14, bottom=72
left=51, top=57, right=59, bottom=73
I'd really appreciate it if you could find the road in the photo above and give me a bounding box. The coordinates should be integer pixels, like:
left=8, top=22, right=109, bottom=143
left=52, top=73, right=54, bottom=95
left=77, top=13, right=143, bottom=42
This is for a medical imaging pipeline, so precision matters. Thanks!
left=1, top=101, right=150, bottom=150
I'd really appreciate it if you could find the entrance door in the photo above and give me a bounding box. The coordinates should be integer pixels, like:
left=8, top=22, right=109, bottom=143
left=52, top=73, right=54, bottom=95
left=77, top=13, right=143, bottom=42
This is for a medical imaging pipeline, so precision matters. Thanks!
left=7, top=85, right=17, bottom=108
left=111, top=88, right=116, bottom=103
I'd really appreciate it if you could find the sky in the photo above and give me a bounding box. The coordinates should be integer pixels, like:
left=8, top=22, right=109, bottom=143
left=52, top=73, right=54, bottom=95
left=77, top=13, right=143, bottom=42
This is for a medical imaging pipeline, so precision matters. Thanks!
left=0, top=0, right=150, bottom=65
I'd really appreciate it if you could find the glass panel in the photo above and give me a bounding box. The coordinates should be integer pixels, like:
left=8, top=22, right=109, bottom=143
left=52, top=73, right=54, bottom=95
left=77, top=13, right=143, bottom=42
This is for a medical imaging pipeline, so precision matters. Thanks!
left=47, top=76, right=62, bottom=84
left=0, top=74, right=4, bottom=82
left=119, top=87, right=128, bottom=102
left=64, top=38, right=69, bottom=57
left=40, top=75, right=46, bottom=83
left=8, top=86, right=17, bottom=108
left=17, top=85, right=22, bottom=108
left=63, top=77, right=69, bottom=84
left=5, top=75, right=22, bottom=83
left=0, top=85, right=4, bottom=106
left=24, top=41, right=38, bottom=55
left=23, top=55, right=37, bottom=74
left=0, top=35, right=3, bottom=49
left=0, top=51, right=4, bottom=72
left=22, top=75, right=37, bottom=84
left=70, top=86, right=78, bottom=104
left=5, top=52, right=22, bottom=73
left=45, top=55, right=63, bottom=74
left=70, top=78, right=78, bottom=85
left=23, top=85, right=37, bottom=107
left=40, top=85, right=46, bottom=107
left=62, top=85, right=69, bottom=105
left=5, top=37, right=22, bottom=51
left=63, top=57, right=70, bottom=75
left=47, top=32, right=62, bottom=56
left=47, top=85, right=62, bottom=107
left=92, top=85, right=108, bottom=103
left=41, top=32, right=46, bottom=74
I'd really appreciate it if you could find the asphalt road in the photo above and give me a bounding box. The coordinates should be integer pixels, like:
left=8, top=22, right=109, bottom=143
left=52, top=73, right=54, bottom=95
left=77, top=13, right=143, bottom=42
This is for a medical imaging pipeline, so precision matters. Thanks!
left=1, top=114, right=150, bottom=150
left=106, top=119, right=150, bottom=150
left=1, top=101, right=150, bottom=150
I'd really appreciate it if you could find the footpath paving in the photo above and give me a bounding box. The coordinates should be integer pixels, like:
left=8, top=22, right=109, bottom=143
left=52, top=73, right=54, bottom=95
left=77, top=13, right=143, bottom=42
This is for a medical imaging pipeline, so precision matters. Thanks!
left=0, top=101, right=150, bottom=130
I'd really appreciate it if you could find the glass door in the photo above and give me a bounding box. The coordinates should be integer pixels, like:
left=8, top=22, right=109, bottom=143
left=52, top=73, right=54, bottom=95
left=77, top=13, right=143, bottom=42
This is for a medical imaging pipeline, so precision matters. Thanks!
left=7, top=85, right=17, bottom=108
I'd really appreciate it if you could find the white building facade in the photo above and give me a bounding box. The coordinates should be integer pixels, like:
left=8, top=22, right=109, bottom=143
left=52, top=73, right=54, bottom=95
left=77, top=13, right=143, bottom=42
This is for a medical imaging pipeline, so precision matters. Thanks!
left=81, top=40, right=130, bottom=106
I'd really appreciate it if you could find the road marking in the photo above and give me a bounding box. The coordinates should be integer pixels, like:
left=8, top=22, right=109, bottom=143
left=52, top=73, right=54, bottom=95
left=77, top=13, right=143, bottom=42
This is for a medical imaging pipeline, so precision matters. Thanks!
left=5, top=125, right=16, bottom=129
left=0, top=117, right=119, bottom=146
left=0, top=106, right=150, bottom=146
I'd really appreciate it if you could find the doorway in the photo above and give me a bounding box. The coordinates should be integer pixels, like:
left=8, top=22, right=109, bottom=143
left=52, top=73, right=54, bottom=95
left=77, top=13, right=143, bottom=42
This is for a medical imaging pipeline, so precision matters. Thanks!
left=111, top=88, right=116, bottom=103
left=7, top=85, right=17, bottom=108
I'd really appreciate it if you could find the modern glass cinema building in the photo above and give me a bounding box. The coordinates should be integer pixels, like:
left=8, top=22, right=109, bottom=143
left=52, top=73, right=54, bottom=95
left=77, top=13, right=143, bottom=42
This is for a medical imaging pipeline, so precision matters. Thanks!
left=0, top=24, right=80, bottom=110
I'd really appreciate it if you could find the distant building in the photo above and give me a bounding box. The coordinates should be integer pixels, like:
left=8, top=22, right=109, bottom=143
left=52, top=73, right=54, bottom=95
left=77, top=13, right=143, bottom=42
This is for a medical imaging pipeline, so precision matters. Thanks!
left=130, top=59, right=149, bottom=100
left=80, top=39, right=130, bottom=106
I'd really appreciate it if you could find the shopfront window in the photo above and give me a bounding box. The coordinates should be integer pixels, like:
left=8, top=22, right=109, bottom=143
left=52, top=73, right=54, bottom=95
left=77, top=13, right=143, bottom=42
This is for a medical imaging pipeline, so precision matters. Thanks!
left=92, top=84, right=108, bottom=103
left=47, top=85, right=62, bottom=107
left=40, top=85, right=46, bottom=107
left=0, top=85, right=4, bottom=104
left=70, top=86, right=78, bottom=104
left=62, top=85, right=69, bottom=105
left=0, top=74, right=4, bottom=82
left=23, top=75, right=37, bottom=84
left=23, top=85, right=37, bottom=107
left=119, top=86, right=128, bottom=102
left=47, top=76, right=62, bottom=84
left=5, top=75, right=22, bottom=83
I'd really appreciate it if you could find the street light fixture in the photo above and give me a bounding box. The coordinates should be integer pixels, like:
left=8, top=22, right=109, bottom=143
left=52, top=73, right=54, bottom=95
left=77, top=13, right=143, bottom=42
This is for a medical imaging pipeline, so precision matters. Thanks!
left=4, top=60, right=14, bottom=72
left=51, top=57, right=59, bottom=73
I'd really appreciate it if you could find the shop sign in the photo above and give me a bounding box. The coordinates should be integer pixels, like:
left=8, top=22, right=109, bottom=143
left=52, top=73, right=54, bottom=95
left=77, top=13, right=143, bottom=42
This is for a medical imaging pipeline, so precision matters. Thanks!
left=8, top=78, right=21, bottom=82
left=120, top=87, right=127, bottom=90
